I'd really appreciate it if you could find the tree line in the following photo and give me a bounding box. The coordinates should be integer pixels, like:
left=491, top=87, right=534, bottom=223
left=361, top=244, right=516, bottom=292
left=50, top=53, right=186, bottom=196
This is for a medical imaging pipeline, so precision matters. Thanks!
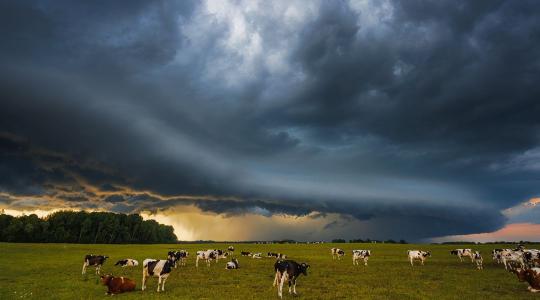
left=0, top=211, right=177, bottom=244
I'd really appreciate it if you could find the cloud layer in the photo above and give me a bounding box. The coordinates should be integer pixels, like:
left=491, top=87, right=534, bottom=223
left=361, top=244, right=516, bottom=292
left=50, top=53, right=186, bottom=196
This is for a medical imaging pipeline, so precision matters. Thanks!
left=1, top=0, right=539, bottom=241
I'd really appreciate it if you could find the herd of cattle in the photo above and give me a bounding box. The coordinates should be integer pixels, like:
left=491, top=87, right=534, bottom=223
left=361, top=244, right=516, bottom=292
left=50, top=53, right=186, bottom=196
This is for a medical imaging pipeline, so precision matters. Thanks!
left=81, top=245, right=540, bottom=297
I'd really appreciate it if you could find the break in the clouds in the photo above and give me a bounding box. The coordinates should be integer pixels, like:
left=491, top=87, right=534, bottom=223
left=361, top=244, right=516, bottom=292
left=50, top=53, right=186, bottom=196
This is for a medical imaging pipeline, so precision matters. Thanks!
left=1, top=0, right=540, bottom=241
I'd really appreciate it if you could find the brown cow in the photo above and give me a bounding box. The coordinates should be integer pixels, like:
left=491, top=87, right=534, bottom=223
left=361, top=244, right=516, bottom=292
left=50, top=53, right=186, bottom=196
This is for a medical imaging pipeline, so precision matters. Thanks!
left=100, top=275, right=136, bottom=295
left=513, top=268, right=540, bottom=293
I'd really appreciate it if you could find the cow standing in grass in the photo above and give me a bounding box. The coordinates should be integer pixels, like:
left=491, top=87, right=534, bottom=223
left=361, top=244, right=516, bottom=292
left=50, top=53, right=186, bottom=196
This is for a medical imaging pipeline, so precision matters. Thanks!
left=273, top=260, right=310, bottom=298
left=450, top=249, right=474, bottom=262
left=100, top=275, right=136, bottom=295
left=82, top=255, right=108, bottom=275
left=196, top=250, right=218, bottom=267
left=142, top=258, right=173, bottom=292
left=352, top=250, right=371, bottom=266
left=407, top=250, right=431, bottom=266
left=331, top=248, right=345, bottom=260
left=473, top=251, right=483, bottom=270
left=168, top=250, right=188, bottom=267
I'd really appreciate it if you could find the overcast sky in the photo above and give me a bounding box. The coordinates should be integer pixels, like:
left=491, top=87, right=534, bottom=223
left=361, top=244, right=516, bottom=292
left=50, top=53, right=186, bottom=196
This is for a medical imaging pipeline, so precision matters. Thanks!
left=1, top=0, right=540, bottom=241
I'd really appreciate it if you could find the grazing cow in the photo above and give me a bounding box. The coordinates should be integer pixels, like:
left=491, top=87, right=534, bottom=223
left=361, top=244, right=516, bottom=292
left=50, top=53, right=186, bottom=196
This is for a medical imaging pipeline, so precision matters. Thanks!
left=196, top=250, right=218, bottom=267
left=115, top=259, right=139, bottom=267
left=407, top=250, right=431, bottom=266
left=502, top=250, right=524, bottom=270
left=228, top=246, right=235, bottom=252
left=273, top=260, right=310, bottom=298
left=168, top=250, right=188, bottom=267
left=252, top=253, right=263, bottom=259
left=331, top=248, right=345, bottom=260
left=352, top=250, right=371, bottom=266
left=226, top=258, right=239, bottom=269
left=241, top=251, right=252, bottom=256
left=82, top=255, right=108, bottom=275
left=513, top=268, right=540, bottom=293
left=450, top=249, right=474, bottom=262
left=142, top=259, right=173, bottom=292
left=100, top=274, right=136, bottom=295
left=473, top=251, right=483, bottom=270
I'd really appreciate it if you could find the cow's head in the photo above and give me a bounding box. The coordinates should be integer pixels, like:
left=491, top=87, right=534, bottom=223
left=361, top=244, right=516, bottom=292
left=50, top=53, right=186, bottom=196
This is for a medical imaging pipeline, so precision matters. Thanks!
left=100, top=275, right=113, bottom=285
left=366, top=250, right=371, bottom=256
left=300, top=263, right=310, bottom=276
left=423, top=251, right=431, bottom=257
left=450, top=250, right=458, bottom=255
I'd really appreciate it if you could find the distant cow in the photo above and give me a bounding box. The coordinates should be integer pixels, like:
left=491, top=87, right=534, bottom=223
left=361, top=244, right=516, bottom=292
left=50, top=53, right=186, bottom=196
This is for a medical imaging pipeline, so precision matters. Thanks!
left=226, top=258, right=239, bottom=269
left=115, top=259, right=139, bottom=267
left=473, top=251, right=483, bottom=270
left=268, top=252, right=287, bottom=259
left=408, top=250, right=431, bottom=266
left=216, top=249, right=229, bottom=261
left=142, top=259, right=173, bottom=292
left=273, top=260, right=310, bottom=298
left=492, top=249, right=505, bottom=264
left=352, top=250, right=371, bottom=266
left=168, top=250, right=188, bottom=267
left=196, top=250, right=218, bottom=267
left=228, top=246, right=235, bottom=252
left=252, top=253, right=263, bottom=259
left=100, top=275, right=136, bottom=295
left=513, top=267, right=540, bottom=293
left=82, top=255, right=108, bottom=275
left=501, top=250, right=524, bottom=270
left=450, top=249, right=474, bottom=262
left=241, top=251, right=252, bottom=256
left=331, top=248, right=345, bottom=260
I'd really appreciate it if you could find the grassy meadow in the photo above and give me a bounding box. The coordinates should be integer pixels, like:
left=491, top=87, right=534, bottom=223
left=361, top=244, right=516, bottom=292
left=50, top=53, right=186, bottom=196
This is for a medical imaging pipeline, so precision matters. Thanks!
left=0, top=242, right=535, bottom=299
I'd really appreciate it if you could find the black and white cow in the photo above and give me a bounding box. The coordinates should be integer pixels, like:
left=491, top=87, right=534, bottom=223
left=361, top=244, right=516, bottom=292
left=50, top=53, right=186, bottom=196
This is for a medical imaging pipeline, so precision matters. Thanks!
left=241, top=251, right=252, bottom=256
left=473, top=251, right=483, bottom=270
left=501, top=249, right=525, bottom=270
left=450, top=249, right=474, bottom=262
left=115, top=258, right=139, bottom=267
left=523, top=250, right=540, bottom=268
left=407, top=250, right=431, bottom=266
left=331, top=248, right=345, bottom=260
left=168, top=250, right=188, bottom=267
left=352, top=250, right=371, bottom=266
left=216, top=249, right=229, bottom=261
left=196, top=250, right=218, bottom=267
left=228, top=246, right=235, bottom=252
left=492, top=249, right=505, bottom=264
left=142, top=258, right=174, bottom=292
left=252, top=252, right=263, bottom=259
left=82, top=254, right=108, bottom=275
left=268, top=252, right=287, bottom=259
left=226, top=258, right=239, bottom=269
left=273, top=260, right=310, bottom=298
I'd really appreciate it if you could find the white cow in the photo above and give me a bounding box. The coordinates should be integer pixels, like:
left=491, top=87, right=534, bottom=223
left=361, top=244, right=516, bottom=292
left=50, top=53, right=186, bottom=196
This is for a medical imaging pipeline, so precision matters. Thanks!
left=142, top=259, right=173, bottom=292
left=331, top=248, right=345, bottom=260
left=408, top=250, right=431, bottom=266
left=196, top=250, right=218, bottom=267
left=450, top=249, right=474, bottom=262
left=226, top=258, right=239, bottom=269
left=352, top=250, right=371, bottom=266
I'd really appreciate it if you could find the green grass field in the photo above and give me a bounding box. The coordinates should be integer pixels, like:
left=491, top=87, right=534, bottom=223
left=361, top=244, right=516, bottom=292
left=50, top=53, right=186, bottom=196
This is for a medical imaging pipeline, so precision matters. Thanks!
left=0, top=242, right=535, bottom=299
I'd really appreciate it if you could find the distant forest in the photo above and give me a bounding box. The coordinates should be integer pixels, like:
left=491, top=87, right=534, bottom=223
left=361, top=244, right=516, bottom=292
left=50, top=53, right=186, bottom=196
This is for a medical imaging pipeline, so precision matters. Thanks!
left=0, top=211, right=177, bottom=244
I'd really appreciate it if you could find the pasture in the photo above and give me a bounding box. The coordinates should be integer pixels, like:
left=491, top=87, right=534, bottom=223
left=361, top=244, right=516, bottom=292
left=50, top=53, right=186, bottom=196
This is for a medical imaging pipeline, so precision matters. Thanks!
left=0, top=242, right=535, bottom=299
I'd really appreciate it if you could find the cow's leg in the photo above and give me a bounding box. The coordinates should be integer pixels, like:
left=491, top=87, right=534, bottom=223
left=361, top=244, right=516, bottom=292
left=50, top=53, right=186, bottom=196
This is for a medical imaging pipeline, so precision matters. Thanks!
left=196, top=257, right=199, bottom=268
left=95, top=265, right=101, bottom=275
left=142, top=271, right=147, bottom=291
left=288, top=278, right=292, bottom=294
left=82, top=261, right=88, bottom=275
left=278, top=271, right=288, bottom=299
left=410, top=258, right=414, bottom=266
left=273, top=271, right=281, bottom=287
left=161, top=276, right=168, bottom=292
left=157, top=276, right=162, bottom=292
left=364, top=257, right=368, bottom=266
left=421, top=259, right=424, bottom=266
left=293, top=278, right=297, bottom=295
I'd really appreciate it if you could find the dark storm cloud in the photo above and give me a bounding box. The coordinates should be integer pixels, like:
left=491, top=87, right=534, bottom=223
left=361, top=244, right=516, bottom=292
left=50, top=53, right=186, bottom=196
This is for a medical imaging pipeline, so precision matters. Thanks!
left=1, top=0, right=539, bottom=240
